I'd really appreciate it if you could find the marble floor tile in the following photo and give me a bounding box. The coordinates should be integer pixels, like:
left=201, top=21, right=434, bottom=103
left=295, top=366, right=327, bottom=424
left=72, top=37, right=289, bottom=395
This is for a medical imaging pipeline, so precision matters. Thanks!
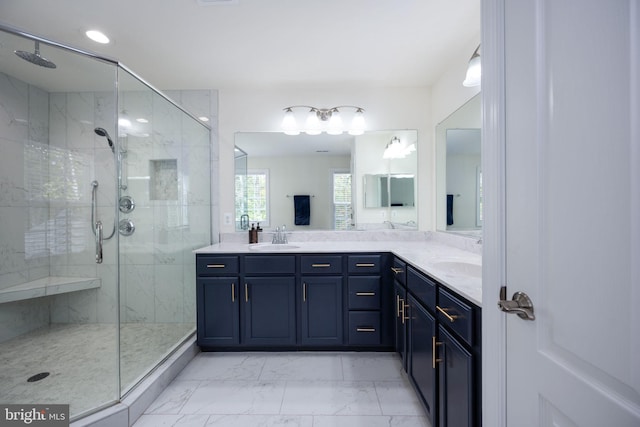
left=280, top=380, right=381, bottom=415
left=205, top=414, right=314, bottom=426
left=176, top=352, right=266, bottom=381
left=341, top=352, right=404, bottom=381
left=144, top=380, right=201, bottom=414
left=375, top=380, right=427, bottom=416
left=313, top=415, right=432, bottom=427
left=133, top=352, right=432, bottom=427
left=133, top=414, right=210, bottom=427
left=259, top=352, right=344, bottom=381
left=179, top=380, right=286, bottom=415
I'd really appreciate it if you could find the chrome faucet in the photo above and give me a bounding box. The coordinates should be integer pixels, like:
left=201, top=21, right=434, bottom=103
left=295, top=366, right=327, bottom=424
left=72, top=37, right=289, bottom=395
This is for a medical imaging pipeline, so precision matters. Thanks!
left=272, top=225, right=288, bottom=244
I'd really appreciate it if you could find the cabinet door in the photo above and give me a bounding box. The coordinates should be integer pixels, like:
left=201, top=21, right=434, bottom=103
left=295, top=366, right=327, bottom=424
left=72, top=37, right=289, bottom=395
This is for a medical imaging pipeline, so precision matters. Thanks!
left=243, top=276, right=296, bottom=346
left=394, top=281, right=407, bottom=369
left=408, top=294, right=436, bottom=424
left=300, top=276, right=343, bottom=346
left=197, top=277, right=240, bottom=347
left=438, top=325, right=474, bottom=427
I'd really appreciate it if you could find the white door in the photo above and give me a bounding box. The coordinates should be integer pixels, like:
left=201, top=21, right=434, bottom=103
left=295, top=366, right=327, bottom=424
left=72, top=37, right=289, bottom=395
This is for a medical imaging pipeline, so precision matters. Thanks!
left=501, top=0, right=640, bottom=426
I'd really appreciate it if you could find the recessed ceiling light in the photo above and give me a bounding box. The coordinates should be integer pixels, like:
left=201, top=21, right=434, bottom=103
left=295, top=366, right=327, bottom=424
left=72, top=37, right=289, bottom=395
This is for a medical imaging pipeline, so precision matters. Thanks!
left=86, top=30, right=110, bottom=44
left=198, top=116, right=209, bottom=122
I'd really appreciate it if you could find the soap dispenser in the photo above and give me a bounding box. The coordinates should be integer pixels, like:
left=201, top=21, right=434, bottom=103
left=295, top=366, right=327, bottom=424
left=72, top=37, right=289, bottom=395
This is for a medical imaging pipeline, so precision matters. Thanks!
left=249, top=224, right=258, bottom=244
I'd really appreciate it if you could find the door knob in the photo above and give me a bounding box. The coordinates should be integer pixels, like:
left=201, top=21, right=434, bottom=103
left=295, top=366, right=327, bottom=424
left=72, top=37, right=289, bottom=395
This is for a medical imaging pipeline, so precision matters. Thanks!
left=497, top=291, right=535, bottom=320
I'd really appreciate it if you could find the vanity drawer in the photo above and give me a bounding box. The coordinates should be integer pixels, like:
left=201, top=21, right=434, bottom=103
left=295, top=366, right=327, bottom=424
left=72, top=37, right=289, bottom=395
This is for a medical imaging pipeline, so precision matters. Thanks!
left=348, top=312, right=381, bottom=345
left=348, top=276, right=381, bottom=310
left=407, top=266, right=436, bottom=311
left=347, top=255, right=382, bottom=274
left=301, top=255, right=343, bottom=274
left=245, top=255, right=295, bottom=274
left=437, top=288, right=474, bottom=346
left=196, top=255, right=239, bottom=276
left=391, top=257, right=407, bottom=285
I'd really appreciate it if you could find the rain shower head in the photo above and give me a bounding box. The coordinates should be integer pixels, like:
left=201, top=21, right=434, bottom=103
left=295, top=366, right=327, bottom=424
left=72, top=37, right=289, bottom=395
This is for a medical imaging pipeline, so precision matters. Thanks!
left=94, top=127, right=115, bottom=153
left=14, top=41, right=57, bottom=69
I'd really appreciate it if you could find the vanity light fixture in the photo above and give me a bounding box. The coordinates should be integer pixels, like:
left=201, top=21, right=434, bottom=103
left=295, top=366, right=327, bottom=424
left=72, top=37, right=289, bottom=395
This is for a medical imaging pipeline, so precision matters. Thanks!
left=463, top=44, right=481, bottom=87
left=383, top=136, right=416, bottom=159
left=281, top=105, right=366, bottom=136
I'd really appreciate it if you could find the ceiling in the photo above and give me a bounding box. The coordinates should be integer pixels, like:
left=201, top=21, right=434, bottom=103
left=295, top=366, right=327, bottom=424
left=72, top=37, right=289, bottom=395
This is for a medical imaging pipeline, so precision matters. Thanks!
left=0, top=0, right=480, bottom=91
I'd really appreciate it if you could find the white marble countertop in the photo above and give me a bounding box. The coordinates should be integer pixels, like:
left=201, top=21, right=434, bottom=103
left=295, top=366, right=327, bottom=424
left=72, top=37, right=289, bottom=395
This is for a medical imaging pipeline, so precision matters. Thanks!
left=194, top=236, right=482, bottom=306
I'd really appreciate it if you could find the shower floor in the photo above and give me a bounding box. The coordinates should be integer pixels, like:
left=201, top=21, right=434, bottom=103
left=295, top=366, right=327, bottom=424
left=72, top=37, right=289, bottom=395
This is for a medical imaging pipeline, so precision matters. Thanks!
left=0, top=322, right=194, bottom=419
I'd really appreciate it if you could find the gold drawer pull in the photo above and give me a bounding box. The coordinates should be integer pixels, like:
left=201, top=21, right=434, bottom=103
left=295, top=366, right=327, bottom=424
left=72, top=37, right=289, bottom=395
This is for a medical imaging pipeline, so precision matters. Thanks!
left=356, top=328, right=376, bottom=332
left=356, top=292, right=376, bottom=296
left=207, top=264, right=225, bottom=268
left=312, top=263, right=331, bottom=268
left=245, top=283, right=249, bottom=302
left=231, top=283, right=235, bottom=302
left=436, top=305, right=459, bottom=322
left=391, top=267, right=404, bottom=274
left=303, top=282, right=307, bottom=302
left=432, top=336, right=443, bottom=368
left=356, top=263, right=375, bottom=267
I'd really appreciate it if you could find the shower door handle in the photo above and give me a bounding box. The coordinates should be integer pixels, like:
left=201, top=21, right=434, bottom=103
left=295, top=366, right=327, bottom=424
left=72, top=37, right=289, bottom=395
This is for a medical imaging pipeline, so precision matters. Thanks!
left=95, top=220, right=103, bottom=264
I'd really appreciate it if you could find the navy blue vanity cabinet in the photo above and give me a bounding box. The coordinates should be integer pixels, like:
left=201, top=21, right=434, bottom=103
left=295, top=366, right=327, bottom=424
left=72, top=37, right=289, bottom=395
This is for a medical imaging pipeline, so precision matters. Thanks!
left=243, top=255, right=296, bottom=346
left=347, top=254, right=392, bottom=347
left=406, top=266, right=437, bottom=425
left=196, top=255, right=240, bottom=348
left=300, top=255, right=344, bottom=346
left=436, top=287, right=481, bottom=427
left=391, top=257, right=408, bottom=368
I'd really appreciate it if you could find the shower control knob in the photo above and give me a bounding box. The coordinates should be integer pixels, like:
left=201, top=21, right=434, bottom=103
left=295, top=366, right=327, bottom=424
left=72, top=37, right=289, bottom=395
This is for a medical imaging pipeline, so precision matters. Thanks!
left=119, top=219, right=135, bottom=236
left=119, top=195, right=135, bottom=213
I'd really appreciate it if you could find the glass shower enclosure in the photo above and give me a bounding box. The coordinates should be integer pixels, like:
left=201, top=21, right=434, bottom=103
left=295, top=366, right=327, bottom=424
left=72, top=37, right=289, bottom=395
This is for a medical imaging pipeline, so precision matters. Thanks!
left=0, top=26, right=212, bottom=421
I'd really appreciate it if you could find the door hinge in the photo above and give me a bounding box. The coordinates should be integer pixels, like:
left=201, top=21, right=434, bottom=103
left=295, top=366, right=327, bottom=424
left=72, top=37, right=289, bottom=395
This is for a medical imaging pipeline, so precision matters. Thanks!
left=500, top=285, right=507, bottom=301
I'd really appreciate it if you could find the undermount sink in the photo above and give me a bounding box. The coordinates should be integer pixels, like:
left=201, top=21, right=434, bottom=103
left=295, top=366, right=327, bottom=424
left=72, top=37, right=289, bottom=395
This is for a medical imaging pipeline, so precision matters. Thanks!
left=431, top=261, right=482, bottom=278
left=248, top=243, right=301, bottom=251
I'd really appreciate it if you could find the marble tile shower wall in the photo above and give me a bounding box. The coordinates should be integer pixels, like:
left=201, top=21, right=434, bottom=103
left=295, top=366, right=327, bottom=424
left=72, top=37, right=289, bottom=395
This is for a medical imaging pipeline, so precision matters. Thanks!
left=0, top=72, right=53, bottom=341
left=0, top=71, right=216, bottom=341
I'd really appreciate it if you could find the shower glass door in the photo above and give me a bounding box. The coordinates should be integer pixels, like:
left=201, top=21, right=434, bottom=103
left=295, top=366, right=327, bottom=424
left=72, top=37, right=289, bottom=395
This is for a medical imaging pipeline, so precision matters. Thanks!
left=116, top=68, right=211, bottom=394
left=0, top=28, right=120, bottom=418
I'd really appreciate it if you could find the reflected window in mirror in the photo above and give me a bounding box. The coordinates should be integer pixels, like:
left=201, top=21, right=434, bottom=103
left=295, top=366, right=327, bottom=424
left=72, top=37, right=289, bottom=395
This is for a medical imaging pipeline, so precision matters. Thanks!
left=235, top=169, right=269, bottom=228
left=333, top=171, right=352, bottom=230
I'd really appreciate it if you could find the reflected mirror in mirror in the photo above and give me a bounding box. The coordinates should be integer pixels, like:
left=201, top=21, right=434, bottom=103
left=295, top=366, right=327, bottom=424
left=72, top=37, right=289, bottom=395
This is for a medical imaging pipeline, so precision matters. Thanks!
left=234, top=130, right=418, bottom=231
left=364, top=174, right=415, bottom=208
left=436, top=93, right=482, bottom=237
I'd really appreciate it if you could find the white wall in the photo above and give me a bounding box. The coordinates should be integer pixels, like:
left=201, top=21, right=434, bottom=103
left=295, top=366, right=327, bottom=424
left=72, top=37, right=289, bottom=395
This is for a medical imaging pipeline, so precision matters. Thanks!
left=218, top=86, right=431, bottom=233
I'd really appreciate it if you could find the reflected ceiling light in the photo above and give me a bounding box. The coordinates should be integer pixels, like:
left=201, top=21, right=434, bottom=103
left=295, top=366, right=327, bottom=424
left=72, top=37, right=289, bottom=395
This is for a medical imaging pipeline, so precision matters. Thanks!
left=463, top=44, right=481, bottom=87
left=281, top=105, right=365, bottom=136
left=136, top=117, right=149, bottom=123
left=383, top=136, right=416, bottom=159
left=86, top=30, right=110, bottom=44
left=198, top=116, right=210, bottom=122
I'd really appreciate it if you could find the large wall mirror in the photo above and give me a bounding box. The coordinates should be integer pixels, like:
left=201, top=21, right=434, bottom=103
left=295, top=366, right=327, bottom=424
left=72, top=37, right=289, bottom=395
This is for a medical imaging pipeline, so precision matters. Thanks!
left=436, top=93, right=482, bottom=237
left=235, top=130, right=418, bottom=231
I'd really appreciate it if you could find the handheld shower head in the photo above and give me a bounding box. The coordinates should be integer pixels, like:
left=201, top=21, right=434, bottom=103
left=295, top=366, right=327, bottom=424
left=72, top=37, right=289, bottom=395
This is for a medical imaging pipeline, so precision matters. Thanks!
left=94, top=127, right=115, bottom=153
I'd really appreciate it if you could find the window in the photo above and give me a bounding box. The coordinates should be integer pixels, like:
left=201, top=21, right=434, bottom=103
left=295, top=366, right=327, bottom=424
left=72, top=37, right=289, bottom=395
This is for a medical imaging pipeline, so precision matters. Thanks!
left=236, top=169, right=269, bottom=227
left=333, top=172, right=352, bottom=230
